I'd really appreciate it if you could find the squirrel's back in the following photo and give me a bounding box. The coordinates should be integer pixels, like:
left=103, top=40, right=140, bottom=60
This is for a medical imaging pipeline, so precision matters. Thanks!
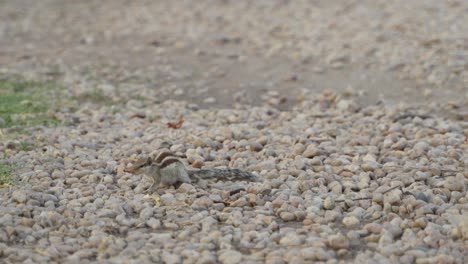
left=188, top=168, right=262, bottom=182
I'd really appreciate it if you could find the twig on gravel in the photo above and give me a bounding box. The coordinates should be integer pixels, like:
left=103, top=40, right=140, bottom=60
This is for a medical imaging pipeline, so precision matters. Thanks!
left=335, top=197, right=372, bottom=203
left=382, top=185, right=401, bottom=194
left=167, top=115, right=183, bottom=129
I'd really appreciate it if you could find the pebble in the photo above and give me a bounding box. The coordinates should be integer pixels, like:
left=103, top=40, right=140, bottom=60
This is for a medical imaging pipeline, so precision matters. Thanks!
left=342, top=216, right=360, bottom=228
left=12, top=190, right=28, bottom=203
left=0, top=214, right=13, bottom=226
left=218, top=250, right=243, bottom=264
left=327, top=234, right=350, bottom=250
left=364, top=223, right=382, bottom=234
left=160, top=194, right=178, bottom=206
left=203, top=97, right=216, bottom=104
left=173, top=88, right=184, bottom=96
left=279, top=233, right=304, bottom=246
left=192, top=196, right=214, bottom=209
left=444, top=176, right=465, bottom=192
left=146, top=218, right=161, bottom=229
left=177, top=183, right=196, bottom=193
left=103, top=175, right=114, bottom=184
left=51, top=170, right=65, bottom=179
left=250, top=160, right=276, bottom=171
left=161, top=252, right=181, bottom=264
left=70, top=170, right=89, bottom=179
left=300, top=247, right=331, bottom=261
left=384, top=189, right=402, bottom=205
left=139, top=207, right=153, bottom=221
left=230, top=197, right=247, bottom=207
left=302, top=144, right=321, bottom=158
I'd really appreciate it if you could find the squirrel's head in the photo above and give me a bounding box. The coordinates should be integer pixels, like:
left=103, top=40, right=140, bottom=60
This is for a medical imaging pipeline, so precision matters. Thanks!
left=124, top=157, right=152, bottom=175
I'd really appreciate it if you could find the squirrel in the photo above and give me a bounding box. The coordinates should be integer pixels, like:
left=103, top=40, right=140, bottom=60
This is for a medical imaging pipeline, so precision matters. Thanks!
left=124, top=150, right=262, bottom=191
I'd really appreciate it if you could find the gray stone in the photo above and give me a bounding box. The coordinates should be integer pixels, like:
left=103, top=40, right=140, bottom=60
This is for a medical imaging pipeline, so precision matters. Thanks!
left=327, top=234, right=349, bottom=250
left=12, top=190, right=28, bottom=203
left=218, top=250, right=243, bottom=264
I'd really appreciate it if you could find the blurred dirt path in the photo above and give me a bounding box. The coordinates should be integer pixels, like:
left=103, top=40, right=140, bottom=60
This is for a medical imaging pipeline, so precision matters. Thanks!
left=1, top=0, right=467, bottom=109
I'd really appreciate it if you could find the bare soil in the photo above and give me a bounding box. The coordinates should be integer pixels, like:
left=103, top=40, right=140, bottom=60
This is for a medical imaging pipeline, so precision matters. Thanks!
left=1, top=0, right=466, bottom=110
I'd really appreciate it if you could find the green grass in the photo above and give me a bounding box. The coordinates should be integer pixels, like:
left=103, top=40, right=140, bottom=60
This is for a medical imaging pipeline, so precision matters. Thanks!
left=0, top=75, right=61, bottom=129
left=0, top=163, right=14, bottom=187
left=73, top=87, right=112, bottom=104
left=19, top=142, right=33, bottom=151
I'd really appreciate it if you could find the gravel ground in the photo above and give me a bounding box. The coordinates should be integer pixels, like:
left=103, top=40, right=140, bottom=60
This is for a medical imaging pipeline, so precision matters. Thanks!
left=1, top=90, right=467, bottom=263
left=0, top=0, right=467, bottom=263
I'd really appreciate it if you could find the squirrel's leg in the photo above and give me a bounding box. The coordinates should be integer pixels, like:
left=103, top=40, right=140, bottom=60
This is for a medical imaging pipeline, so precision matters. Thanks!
left=178, top=166, right=192, bottom=183
left=145, top=179, right=155, bottom=193
left=145, top=173, right=161, bottom=193
left=145, top=178, right=157, bottom=193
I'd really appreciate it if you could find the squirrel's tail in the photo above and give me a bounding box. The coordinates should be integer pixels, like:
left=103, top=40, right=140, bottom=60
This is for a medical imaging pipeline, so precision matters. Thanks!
left=189, top=169, right=262, bottom=182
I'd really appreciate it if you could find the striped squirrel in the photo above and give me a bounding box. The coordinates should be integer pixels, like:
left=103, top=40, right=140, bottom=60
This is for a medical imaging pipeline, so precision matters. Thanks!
left=124, top=150, right=262, bottom=191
